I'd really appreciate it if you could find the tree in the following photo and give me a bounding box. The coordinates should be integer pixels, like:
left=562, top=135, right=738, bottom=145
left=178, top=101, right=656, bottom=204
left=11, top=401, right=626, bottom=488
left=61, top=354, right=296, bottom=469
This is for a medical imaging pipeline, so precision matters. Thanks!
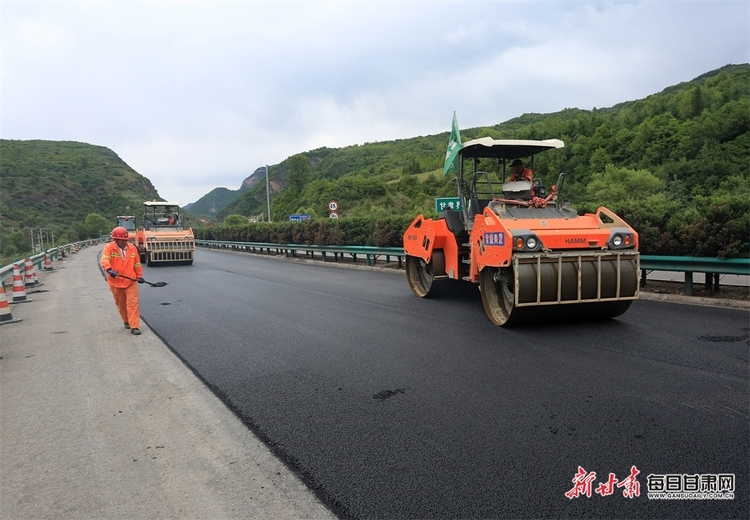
left=224, top=214, right=248, bottom=226
left=585, top=164, right=664, bottom=206
left=286, top=154, right=312, bottom=193
left=678, top=86, right=704, bottom=120
left=84, top=213, right=110, bottom=239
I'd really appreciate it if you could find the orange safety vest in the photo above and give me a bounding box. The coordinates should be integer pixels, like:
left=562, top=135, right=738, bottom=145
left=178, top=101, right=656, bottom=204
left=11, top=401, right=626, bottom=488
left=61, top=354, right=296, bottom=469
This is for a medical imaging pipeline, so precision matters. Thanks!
left=100, top=241, right=143, bottom=288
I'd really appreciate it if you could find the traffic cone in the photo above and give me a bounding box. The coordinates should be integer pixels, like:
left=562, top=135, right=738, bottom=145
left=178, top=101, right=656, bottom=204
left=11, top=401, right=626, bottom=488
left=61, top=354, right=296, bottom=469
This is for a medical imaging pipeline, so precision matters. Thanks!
left=0, top=287, right=22, bottom=325
left=43, top=252, right=54, bottom=271
left=11, top=264, right=32, bottom=303
left=23, top=257, right=41, bottom=287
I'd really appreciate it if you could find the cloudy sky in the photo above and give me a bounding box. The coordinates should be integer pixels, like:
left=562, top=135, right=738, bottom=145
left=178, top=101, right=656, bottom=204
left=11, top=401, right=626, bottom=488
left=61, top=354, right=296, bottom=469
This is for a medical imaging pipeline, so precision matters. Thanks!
left=2, top=1, right=748, bottom=205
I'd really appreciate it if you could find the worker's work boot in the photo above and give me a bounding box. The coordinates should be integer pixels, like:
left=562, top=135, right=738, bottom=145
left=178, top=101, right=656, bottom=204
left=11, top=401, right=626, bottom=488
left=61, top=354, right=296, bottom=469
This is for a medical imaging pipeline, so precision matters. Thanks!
left=124, top=322, right=130, bottom=329
left=131, top=328, right=141, bottom=336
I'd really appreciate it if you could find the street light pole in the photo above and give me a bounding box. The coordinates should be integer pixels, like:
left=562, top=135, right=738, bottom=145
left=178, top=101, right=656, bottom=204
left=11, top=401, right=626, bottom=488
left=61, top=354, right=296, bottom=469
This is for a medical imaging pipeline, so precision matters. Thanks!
left=265, top=164, right=271, bottom=223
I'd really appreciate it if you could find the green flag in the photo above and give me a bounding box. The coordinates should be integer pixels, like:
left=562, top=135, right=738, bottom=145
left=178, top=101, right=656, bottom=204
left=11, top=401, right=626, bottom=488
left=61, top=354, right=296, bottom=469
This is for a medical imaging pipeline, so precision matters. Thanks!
left=443, top=111, right=462, bottom=176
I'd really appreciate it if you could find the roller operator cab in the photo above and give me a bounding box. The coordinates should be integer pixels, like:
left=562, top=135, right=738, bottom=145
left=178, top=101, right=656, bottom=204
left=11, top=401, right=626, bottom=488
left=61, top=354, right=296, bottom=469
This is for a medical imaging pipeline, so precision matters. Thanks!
left=138, top=201, right=195, bottom=265
left=403, top=137, right=640, bottom=326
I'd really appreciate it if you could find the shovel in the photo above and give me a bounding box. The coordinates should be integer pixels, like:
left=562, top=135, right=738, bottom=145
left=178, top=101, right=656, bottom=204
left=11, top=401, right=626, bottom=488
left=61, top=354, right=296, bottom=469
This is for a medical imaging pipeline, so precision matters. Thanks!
left=111, top=272, right=168, bottom=287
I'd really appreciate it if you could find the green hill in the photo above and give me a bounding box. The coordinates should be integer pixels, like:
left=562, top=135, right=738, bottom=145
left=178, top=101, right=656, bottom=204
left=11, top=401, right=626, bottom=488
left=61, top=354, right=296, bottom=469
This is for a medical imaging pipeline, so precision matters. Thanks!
left=184, top=166, right=267, bottom=217
left=184, top=187, right=242, bottom=216
left=1, top=64, right=747, bottom=259
left=217, top=64, right=749, bottom=229
left=209, top=63, right=748, bottom=258
left=0, top=140, right=163, bottom=245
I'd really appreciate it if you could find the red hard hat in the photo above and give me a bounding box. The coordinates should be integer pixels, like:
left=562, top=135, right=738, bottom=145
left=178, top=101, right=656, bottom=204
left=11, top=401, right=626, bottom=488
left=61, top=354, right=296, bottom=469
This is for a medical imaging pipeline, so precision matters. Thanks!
left=111, top=226, right=129, bottom=240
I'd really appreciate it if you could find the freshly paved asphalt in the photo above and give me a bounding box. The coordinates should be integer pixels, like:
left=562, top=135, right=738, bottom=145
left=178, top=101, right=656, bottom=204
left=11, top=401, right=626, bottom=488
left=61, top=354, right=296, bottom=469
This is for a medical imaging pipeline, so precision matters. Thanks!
left=138, top=248, right=749, bottom=519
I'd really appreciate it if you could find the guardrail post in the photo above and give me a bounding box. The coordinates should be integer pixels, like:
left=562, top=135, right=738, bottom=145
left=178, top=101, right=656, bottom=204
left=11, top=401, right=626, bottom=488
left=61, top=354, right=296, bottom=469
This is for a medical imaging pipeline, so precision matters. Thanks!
left=685, top=272, right=694, bottom=296
left=710, top=272, right=720, bottom=293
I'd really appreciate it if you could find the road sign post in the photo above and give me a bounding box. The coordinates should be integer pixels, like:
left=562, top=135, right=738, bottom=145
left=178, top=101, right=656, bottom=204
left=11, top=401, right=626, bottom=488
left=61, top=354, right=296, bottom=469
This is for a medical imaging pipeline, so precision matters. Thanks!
left=328, top=200, right=339, bottom=219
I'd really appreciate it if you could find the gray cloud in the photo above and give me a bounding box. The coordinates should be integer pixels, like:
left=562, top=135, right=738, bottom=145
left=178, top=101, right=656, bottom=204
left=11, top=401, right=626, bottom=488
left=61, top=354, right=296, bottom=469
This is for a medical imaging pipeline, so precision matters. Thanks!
left=2, top=1, right=747, bottom=205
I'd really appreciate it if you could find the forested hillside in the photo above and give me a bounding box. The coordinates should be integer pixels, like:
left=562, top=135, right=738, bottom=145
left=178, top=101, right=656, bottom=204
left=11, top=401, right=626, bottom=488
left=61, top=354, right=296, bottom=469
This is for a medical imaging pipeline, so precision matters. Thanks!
left=208, top=64, right=749, bottom=257
left=1, top=64, right=747, bottom=260
left=186, top=166, right=268, bottom=216
left=0, top=140, right=162, bottom=255
left=184, top=187, right=243, bottom=216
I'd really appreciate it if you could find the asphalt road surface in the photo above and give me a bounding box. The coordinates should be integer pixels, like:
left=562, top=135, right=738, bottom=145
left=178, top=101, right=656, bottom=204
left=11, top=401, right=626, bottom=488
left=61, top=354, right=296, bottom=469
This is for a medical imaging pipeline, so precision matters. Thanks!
left=140, top=249, right=749, bottom=519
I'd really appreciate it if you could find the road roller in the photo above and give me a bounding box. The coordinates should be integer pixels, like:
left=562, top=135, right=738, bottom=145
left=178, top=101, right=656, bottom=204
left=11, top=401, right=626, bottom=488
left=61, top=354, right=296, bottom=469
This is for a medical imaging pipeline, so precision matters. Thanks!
left=403, top=137, right=640, bottom=326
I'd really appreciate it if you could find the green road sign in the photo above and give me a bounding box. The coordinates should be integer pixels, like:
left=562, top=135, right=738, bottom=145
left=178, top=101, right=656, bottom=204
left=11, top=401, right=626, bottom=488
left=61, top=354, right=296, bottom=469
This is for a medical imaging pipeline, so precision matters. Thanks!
left=435, top=197, right=462, bottom=213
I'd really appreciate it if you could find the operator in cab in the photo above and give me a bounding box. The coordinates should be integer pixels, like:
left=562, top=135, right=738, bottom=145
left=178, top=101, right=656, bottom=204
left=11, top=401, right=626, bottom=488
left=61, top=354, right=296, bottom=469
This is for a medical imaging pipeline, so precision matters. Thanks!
left=163, top=206, right=176, bottom=225
left=509, top=159, right=533, bottom=182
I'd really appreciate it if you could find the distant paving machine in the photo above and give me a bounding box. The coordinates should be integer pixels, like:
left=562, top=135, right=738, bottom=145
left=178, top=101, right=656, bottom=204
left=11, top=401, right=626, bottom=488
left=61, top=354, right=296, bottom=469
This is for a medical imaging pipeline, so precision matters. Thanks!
left=138, top=201, right=195, bottom=265
left=403, top=137, right=639, bottom=326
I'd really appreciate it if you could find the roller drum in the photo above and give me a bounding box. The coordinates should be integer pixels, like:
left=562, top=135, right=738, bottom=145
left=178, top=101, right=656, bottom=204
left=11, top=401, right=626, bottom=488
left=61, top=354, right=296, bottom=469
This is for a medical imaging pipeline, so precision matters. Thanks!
left=516, top=256, right=639, bottom=304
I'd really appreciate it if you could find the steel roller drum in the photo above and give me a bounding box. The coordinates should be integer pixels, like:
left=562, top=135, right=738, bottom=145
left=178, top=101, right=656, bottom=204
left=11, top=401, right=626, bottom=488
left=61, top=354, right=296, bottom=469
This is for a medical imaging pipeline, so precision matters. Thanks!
left=516, top=256, right=638, bottom=304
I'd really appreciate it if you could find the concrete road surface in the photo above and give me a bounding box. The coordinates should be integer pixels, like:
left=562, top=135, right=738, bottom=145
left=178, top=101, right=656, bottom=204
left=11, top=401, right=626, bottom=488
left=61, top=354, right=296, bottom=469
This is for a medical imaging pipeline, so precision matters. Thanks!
left=0, top=247, right=335, bottom=519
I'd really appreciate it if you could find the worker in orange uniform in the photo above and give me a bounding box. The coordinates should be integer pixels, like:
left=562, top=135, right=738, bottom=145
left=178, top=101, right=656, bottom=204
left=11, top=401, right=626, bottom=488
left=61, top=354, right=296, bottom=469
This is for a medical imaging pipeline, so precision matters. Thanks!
left=509, top=159, right=533, bottom=182
left=100, top=226, right=145, bottom=335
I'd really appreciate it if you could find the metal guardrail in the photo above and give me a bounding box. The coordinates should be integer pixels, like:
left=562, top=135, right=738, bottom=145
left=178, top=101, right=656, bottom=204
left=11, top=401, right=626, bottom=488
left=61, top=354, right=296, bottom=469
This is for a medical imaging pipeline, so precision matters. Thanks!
left=196, top=240, right=404, bottom=268
left=0, top=239, right=105, bottom=288
left=198, top=240, right=749, bottom=296
left=639, top=256, right=750, bottom=275
left=640, top=255, right=750, bottom=295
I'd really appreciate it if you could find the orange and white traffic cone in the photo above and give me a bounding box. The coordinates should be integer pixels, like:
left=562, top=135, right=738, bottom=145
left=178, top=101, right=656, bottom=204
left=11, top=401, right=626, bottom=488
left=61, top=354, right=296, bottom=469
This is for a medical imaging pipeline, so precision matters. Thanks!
left=43, top=252, right=54, bottom=271
left=23, top=257, right=41, bottom=287
left=0, top=287, right=22, bottom=324
left=11, top=264, right=32, bottom=303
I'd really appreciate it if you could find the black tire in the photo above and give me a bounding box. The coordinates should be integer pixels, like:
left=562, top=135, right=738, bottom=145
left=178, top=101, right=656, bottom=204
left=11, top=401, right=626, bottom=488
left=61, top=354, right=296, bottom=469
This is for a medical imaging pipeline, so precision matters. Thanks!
left=480, top=266, right=520, bottom=326
left=405, top=255, right=435, bottom=298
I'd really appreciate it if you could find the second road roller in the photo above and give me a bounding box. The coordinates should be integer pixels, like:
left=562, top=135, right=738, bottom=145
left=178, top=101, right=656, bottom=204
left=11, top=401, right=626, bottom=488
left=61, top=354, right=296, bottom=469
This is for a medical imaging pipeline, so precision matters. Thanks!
left=403, top=137, right=640, bottom=326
